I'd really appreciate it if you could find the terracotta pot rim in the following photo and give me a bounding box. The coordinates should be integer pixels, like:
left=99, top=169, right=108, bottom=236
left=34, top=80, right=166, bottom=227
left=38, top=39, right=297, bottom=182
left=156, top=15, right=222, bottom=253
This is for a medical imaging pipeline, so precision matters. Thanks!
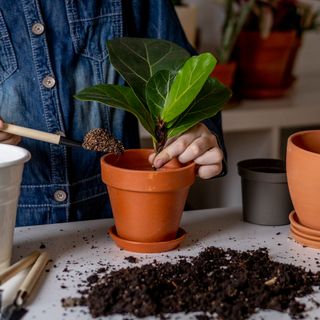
left=101, top=149, right=196, bottom=174
left=288, top=130, right=320, bottom=158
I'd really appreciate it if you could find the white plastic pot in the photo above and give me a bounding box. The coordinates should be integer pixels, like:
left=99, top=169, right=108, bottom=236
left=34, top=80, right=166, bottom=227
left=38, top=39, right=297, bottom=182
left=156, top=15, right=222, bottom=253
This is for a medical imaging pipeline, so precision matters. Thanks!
left=0, top=144, right=30, bottom=271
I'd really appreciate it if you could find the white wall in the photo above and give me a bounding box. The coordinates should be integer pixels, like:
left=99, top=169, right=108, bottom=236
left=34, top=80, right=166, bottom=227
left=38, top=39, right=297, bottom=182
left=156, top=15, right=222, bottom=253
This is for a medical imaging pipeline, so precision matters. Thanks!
left=183, top=0, right=223, bottom=53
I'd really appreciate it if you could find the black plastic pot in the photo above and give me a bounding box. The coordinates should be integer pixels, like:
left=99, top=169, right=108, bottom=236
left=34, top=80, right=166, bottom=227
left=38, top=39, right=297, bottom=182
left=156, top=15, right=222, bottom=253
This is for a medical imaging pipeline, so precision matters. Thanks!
left=237, top=159, right=293, bottom=225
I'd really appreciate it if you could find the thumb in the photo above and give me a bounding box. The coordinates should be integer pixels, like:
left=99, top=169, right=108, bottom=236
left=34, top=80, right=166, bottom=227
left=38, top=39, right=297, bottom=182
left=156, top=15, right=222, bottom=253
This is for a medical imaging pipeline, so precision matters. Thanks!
left=148, top=152, right=156, bottom=164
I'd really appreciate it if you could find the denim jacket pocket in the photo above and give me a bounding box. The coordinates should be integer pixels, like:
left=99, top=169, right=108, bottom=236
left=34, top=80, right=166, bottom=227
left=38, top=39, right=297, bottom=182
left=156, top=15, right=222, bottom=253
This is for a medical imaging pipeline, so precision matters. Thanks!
left=0, top=10, right=17, bottom=84
left=65, top=0, right=123, bottom=62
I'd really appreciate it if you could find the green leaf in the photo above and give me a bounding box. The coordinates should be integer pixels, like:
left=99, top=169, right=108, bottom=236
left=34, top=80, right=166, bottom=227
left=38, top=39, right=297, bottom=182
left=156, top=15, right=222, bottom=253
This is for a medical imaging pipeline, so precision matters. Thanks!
left=161, top=53, right=217, bottom=123
left=145, top=70, right=176, bottom=119
left=107, top=38, right=190, bottom=101
left=75, top=84, right=154, bottom=136
left=167, top=77, right=232, bottom=138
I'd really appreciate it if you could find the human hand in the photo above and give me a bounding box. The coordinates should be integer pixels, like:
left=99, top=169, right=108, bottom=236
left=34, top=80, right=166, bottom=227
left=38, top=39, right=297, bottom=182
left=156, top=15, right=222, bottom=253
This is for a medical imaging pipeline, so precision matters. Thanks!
left=0, top=118, right=21, bottom=145
left=149, top=123, right=224, bottom=179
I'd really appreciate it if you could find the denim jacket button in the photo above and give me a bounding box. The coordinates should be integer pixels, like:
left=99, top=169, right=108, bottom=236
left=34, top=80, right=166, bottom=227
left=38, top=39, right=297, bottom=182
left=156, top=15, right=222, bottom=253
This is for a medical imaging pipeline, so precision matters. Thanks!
left=54, top=190, right=67, bottom=202
left=32, top=23, right=45, bottom=35
left=42, top=75, right=56, bottom=88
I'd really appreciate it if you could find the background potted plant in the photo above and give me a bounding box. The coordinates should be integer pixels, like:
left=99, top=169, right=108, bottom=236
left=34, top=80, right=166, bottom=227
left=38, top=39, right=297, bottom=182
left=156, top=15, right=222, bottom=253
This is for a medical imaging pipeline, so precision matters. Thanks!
left=234, top=0, right=320, bottom=98
left=76, top=38, right=231, bottom=253
left=210, top=0, right=255, bottom=88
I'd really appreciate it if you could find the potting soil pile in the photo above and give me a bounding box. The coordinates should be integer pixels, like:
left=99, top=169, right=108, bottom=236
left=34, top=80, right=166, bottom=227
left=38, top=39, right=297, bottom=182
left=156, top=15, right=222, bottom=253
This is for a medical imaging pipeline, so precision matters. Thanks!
left=62, top=246, right=320, bottom=319
left=82, top=128, right=124, bottom=154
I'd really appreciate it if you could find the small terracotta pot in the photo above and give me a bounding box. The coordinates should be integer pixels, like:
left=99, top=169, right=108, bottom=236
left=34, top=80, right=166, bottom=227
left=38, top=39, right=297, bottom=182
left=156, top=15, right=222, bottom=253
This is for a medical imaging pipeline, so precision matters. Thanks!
left=210, top=61, right=237, bottom=88
left=101, top=149, right=196, bottom=243
left=235, top=31, right=297, bottom=98
left=286, top=130, right=320, bottom=230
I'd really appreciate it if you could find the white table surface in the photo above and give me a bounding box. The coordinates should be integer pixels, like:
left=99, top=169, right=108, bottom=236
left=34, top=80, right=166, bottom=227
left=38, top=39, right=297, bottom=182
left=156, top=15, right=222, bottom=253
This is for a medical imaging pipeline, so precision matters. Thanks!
left=2, top=207, right=320, bottom=320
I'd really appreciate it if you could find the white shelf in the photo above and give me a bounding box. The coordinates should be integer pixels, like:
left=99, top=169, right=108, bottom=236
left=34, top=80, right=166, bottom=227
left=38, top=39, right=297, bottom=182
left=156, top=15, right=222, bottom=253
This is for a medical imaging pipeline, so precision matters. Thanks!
left=223, top=74, right=320, bottom=132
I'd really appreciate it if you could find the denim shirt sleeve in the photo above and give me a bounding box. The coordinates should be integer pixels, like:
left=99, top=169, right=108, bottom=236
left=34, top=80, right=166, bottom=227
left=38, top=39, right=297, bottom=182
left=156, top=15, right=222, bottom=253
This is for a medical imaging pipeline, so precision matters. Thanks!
left=123, top=0, right=228, bottom=176
left=1, top=0, right=227, bottom=227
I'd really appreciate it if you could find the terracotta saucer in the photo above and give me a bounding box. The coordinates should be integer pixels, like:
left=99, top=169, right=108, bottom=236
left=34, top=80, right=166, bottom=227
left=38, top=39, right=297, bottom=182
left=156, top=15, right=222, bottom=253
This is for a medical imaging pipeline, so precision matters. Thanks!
left=290, top=228, right=320, bottom=249
left=289, top=211, right=320, bottom=237
left=108, top=226, right=186, bottom=253
left=290, top=224, right=320, bottom=242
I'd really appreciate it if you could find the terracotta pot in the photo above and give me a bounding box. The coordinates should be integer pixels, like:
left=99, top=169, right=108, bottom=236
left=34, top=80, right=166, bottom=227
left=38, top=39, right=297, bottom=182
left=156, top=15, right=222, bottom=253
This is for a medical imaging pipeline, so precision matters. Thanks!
left=210, top=61, right=237, bottom=88
left=101, top=149, right=196, bottom=243
left=235, top=31, right=297, bottom=98
left=283, top=34, right=302, bottom=85
left=286, top=130, right=320, bottom=230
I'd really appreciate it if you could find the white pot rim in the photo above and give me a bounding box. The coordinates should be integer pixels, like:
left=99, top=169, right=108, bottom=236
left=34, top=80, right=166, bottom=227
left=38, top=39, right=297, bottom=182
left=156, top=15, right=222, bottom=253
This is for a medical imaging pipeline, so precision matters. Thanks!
left=0, top=144, right=31, bottom=168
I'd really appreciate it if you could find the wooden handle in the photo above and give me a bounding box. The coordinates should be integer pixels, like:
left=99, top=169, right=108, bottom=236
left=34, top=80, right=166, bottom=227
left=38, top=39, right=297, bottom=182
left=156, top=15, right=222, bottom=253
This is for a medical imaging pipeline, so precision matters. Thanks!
left=0, top=251, right=40, bottom=285
left=1, top=123, right=60, bottom=145
left=15, top=251, right=49, bottom=306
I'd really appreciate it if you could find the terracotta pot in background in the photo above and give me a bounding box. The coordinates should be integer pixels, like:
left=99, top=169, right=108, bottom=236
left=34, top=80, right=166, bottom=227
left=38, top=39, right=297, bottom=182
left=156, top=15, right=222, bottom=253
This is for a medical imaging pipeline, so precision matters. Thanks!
left=284, top=35, right=302, bottom=85
left=101, top=149, right=196, bottom=249
left=235, top=31, right=297, bottom=98
left=286, top=130, right=320, bottom=230
left=210, top=61, right=237, bottom=88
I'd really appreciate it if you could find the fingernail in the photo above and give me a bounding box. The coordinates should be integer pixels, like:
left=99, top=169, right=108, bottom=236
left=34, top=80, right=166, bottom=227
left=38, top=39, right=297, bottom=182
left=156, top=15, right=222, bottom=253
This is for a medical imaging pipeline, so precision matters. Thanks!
left=155, top=159, right=164, bottom=168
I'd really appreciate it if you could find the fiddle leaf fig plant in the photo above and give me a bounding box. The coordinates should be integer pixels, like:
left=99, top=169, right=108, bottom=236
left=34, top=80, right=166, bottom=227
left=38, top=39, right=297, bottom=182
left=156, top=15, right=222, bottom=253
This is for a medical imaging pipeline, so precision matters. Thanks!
left=75, top=37, right=232, bottom=153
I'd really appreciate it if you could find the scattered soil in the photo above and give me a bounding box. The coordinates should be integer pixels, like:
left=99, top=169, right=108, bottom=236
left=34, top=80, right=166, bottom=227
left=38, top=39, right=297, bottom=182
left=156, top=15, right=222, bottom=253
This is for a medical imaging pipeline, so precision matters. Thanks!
left=82, top=128, right=124, bottom=154
left=86, top=274, right=99, bottom=285
left=62, top=246, right=320, bottom=319
left=39, top=243, right=46, bottom=249
left=124, top=256, right=139, bottom=264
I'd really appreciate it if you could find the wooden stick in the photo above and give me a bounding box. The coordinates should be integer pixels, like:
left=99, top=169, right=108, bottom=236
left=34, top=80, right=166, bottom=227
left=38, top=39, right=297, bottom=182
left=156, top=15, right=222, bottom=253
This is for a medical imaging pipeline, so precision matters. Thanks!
left=14, top=251, right=49, bottom=307
left=2, top=123, right=60, bottom=145
left=0, top=252, right=40, bottom=286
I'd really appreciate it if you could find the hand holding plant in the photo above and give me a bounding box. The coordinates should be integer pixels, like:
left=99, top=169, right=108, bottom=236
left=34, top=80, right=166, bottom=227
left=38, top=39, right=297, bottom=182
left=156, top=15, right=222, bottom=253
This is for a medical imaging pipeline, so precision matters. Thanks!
left=76, top=38, right=231, bottom=177
left=150, top=122, right=224, bottom=179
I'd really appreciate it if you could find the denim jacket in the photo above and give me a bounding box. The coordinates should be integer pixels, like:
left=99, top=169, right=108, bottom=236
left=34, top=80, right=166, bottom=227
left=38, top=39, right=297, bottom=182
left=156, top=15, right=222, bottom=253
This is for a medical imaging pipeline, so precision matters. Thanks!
left=0, top=0, right=225, bottom=226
